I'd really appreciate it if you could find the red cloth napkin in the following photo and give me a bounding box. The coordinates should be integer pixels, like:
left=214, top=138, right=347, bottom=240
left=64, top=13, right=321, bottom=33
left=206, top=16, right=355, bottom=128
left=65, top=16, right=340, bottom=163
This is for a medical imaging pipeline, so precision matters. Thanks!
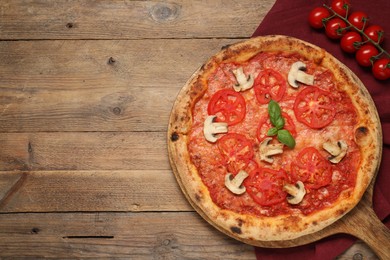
left=252, top=0, right=390, bottom=259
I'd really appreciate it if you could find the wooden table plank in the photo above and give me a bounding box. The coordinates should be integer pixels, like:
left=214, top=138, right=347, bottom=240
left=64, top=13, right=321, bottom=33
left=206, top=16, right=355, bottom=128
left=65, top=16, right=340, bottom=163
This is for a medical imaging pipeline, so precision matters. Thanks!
left=0, top=212, right=256, bottom=259
left=0, top=210, right=374, bottom=259
left=0, top=170, right=192, bottom=212
left=0, top=39, right=234, bottom=132
left=0, top=132, right=169, bottom=171
left=0, top=0, right=274, bottom=40
left=0, top=39, right=223, bottom=87
left=0, top=0, right=378, bottom=258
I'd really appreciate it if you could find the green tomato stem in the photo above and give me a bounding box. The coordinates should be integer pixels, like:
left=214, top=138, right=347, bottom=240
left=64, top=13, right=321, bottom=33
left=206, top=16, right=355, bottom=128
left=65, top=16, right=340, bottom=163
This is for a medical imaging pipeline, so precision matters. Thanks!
left=323, top=4, right=390, bottom=60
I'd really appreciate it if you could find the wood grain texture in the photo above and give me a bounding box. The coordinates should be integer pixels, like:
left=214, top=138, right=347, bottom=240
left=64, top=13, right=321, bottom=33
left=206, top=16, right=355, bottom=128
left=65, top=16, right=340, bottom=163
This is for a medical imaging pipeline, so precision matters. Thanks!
left=0, top=0, right=379, bottom=258
left=0, top=0, right=274, bottom=40
left=0, top=212, right=256, bottom=259
left=0, top=39, right=234, bottom=132
left=0, top=132, right=170, bottom=171
left=0, top=170, right=192, bottom=212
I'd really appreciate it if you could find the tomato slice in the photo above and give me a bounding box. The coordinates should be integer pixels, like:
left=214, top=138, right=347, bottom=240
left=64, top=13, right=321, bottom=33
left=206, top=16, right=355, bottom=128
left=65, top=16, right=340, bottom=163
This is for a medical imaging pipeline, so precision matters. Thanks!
left=207, top=89, right=246, bottom=126
left=217, top=133, right=254, bottom=170
left=226, top=159, right=259, bottom=176
left=294, top=87, right=336, bottom=129
left=254, top=69, right=287, bottom=104
left=257, top=112, right=297, bottom=142
left=245, top=167, right=288, bottom=206
left=290, top=147, right=332, bottom=189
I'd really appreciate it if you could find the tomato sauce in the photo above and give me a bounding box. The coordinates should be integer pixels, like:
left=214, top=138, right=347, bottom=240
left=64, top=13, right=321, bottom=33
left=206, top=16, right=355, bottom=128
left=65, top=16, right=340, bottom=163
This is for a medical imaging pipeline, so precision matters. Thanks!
left=188, top=51, right=361, bottom=217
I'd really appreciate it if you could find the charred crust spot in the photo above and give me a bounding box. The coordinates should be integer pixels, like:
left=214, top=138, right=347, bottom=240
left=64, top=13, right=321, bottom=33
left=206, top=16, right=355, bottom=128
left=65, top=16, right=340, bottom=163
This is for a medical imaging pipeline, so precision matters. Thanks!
left=189, top=81, right=206, bottom=99
left=236, top=218, right=244, bottom=227
left=221, top=44, right=231, bottom=50
left=170, top=132, right=179, bottom=142
left=336, top=208, right=346, bottom=216
left=194, top=193, right=201, bottom=202
left=355, top=126, right=369, bottom=141
left=221, top=54, right=229, bottom=61
left=358, top=127, right=368, bottom=134
left=194, top=80, right=204, bottom=91
left=230, top=226, right=242, bottom=234
left=312, top=221, right=318, bottom=226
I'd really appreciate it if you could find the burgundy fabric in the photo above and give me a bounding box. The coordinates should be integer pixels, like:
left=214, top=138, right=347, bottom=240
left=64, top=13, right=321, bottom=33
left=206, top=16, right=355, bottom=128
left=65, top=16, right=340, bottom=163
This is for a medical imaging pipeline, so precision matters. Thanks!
left=252, top=0, right=390, bottom=259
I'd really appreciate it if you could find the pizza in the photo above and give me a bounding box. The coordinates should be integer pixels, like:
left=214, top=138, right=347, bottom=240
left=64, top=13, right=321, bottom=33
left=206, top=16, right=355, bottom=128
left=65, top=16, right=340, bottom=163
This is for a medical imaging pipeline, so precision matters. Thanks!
left=167, top=35, right=382, bottom=244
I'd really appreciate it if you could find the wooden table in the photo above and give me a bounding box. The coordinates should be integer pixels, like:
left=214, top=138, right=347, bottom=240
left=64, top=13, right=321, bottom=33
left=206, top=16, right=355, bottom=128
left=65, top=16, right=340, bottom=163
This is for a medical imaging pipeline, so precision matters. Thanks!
left=0, top=1, right=377, bottom=258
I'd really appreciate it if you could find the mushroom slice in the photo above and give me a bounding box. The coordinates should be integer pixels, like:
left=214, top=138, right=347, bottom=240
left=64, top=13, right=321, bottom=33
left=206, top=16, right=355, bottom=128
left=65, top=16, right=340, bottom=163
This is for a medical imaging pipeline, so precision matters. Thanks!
left=284, top=181, right=306, bottom=205
left=287, top=61, right=315, bottom=88
left=203, top=115, right=228, bottom=143
left=231, top=67, right=254, bottom=92
left=259, top=137, right=284, bottom=163
left=323, top=140, right=348, bottom=164
left=225, top=170, right=249, bottom=195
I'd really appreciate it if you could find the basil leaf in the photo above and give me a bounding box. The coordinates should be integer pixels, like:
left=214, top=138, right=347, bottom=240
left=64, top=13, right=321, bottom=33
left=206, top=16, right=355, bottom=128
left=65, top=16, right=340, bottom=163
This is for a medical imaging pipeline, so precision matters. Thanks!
left=268, top=100, right=284, bottom=129
left=277, top=129, right=296, bottom=149
left=274, top=117, right=285, bottom=130
left=267, top=127, right=278, bottom=136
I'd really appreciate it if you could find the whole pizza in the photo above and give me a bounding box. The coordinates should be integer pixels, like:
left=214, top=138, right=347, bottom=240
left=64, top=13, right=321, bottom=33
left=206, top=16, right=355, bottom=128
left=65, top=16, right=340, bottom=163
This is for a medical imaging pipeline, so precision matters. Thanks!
left=168, top=35, right=382, bottom=243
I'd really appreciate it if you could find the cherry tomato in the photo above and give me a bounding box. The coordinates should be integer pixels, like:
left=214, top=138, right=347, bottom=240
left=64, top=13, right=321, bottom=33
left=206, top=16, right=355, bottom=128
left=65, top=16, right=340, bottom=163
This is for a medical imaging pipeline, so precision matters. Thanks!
left=340, top=31, right=362, bottom=53
left=294, top=87, right=336, bottom=129
left=364, top=25, right=385, bottom=44
left=218, top=133, right=254, bottom=169
left=253, top=69, right=287, bottom=104
left=290, top=147, right=332, bottom=189
left=245, top=167, right=288, bottom=206
left=257, top=112, right=296, bottom=142
left=308, top=7, right=331, bottom=29
left=347, top=11, right=369, bottom=31
left=325, top=18, right=347, bottom=40
left=355, top=44, right=379, bottom=67
left=330, top=0, right=351, bottom=17
left=372, top=58, right=390, bottom=80
left=207, top=89, right=246, bottom=126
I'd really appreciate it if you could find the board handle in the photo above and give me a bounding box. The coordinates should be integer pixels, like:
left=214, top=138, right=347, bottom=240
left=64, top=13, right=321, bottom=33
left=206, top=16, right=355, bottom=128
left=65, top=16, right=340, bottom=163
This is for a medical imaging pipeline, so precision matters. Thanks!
left=342, top=204, right=390, bottom=259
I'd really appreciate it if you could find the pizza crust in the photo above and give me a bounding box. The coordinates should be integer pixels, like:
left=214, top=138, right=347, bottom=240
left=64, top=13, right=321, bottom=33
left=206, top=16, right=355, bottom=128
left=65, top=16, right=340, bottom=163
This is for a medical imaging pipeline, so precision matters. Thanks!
left=168, top=35, right=382, bottom=244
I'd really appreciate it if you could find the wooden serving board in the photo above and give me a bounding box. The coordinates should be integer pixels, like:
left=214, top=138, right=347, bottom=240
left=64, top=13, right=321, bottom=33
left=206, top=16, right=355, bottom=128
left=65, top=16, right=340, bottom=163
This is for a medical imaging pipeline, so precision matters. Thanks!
left=167, top=36, right=388, bottom=259
left=168, top=53, right=389, bottom=260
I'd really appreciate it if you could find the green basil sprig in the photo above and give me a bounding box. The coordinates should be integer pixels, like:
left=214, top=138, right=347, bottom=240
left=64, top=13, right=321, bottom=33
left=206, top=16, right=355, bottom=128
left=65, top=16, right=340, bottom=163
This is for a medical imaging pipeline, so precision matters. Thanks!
left=267, top=100, right=296, bottom=149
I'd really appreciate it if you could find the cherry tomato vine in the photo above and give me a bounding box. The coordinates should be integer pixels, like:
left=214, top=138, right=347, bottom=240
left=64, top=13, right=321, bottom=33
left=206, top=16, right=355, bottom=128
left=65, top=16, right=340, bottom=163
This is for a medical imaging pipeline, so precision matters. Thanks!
left=308, top=0, right=390, bottom=80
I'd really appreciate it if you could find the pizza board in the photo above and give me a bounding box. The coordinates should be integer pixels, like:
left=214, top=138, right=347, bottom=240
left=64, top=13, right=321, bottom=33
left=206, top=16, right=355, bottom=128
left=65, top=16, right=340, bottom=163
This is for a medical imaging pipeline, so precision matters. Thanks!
left=170, top=117, right=390, bottom=259
left=167, top=36, right=390, bottom=259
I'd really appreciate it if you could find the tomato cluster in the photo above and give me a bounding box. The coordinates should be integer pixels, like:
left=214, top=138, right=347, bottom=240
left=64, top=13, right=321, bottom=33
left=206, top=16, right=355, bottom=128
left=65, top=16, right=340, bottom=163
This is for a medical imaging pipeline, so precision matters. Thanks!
left=308, top=0, right=390, bottom=80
